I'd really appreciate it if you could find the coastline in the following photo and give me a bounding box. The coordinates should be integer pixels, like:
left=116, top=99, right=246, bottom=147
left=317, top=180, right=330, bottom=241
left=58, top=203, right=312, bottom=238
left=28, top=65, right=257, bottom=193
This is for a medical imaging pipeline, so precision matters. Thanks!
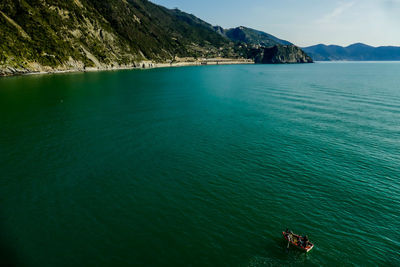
left=0, top=58, right=254, bottom=78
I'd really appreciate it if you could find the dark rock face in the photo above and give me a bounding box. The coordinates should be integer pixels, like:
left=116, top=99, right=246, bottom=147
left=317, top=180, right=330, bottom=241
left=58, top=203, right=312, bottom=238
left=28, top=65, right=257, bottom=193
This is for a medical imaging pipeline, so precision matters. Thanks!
left=255, top=45, right=313, bottom=64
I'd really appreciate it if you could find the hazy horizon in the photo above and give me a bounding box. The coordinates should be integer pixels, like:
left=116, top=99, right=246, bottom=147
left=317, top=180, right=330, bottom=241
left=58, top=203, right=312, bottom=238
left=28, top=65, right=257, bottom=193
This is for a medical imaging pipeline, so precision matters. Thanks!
left=151, top=0, right=400, bottom=47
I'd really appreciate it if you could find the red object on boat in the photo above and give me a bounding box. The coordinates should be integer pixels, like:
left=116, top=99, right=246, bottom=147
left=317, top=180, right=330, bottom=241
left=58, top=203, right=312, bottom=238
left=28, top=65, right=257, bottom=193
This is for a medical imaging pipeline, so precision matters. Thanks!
left=282, top=231, right=314, bottom=252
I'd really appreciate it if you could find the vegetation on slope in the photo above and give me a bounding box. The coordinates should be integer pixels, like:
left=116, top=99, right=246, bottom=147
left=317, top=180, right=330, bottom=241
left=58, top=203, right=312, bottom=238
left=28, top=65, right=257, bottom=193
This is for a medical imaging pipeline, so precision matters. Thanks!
left=219, top=26, right=292, bottom=47
left=0, top=0, right=238, bottom=72
left=0, top=0, right=312, bottom=75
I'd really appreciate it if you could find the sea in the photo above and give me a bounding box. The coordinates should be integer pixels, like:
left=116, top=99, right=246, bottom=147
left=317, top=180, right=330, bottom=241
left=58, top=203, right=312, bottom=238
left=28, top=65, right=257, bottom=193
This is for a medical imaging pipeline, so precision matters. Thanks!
left=0, top=62, right=399, bottom=266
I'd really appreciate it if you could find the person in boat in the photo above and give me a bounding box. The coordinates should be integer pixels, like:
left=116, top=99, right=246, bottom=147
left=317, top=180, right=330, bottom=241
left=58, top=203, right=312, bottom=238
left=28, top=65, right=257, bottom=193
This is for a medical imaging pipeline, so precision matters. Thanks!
left=285, top=229, right=292, bottom=239
left=301, top=235, right=309, bottom=247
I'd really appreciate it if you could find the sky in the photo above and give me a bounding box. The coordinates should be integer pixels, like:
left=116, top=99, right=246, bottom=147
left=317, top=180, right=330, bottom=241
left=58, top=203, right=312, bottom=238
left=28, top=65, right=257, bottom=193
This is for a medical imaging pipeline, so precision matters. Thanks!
left=151, top=0, right=400, bottom=47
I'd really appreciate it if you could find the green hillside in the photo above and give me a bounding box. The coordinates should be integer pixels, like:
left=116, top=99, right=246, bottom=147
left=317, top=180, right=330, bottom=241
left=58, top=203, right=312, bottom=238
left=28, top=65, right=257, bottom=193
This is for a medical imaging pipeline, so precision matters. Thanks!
left=0, top=0, right=312, bottom=75
left=222, top=26, right=292, bottom=47
left=0, top=0, right=236, bottom=72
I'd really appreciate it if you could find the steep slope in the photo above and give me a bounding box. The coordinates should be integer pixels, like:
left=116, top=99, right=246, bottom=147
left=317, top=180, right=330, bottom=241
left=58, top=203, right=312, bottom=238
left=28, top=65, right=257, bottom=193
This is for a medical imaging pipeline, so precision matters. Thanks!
left=254, top=45, right=313, bottom=64
left=216, top=26, right=292, bottom=47
left=0, top=0, right=236, bottom=75
left=216, top=26, right=311, bottom=64
left=303, top=43, right=400, bottom=61
left=0, top=0, right=312, bottom=76
left=0, top=0, right=136, bottom=72
left=87, top=0, right=234, bottom=59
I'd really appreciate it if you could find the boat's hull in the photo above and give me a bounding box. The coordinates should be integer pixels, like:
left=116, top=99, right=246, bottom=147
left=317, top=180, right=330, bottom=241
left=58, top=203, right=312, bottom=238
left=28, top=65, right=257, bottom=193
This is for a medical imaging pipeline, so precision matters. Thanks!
left=282, top=231, right=314, bottom=252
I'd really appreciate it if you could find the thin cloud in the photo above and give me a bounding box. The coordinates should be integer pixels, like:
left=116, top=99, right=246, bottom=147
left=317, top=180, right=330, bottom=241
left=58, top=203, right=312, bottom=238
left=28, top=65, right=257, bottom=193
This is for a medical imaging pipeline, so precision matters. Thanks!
left=318, top=1, right=355, bottom=23
left=381, top=0, right=400, bottom=18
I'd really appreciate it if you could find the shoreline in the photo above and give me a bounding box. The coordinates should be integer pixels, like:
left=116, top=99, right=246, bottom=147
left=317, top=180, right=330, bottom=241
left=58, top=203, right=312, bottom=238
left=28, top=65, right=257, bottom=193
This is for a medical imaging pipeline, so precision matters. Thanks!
left=0, top=58, right=254, bottom=78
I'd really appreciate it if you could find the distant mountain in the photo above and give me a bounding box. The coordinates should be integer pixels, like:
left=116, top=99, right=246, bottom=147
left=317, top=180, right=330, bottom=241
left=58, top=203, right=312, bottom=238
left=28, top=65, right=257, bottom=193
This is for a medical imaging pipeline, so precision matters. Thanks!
left=0, top=0, right=312, bottom=76
left=215, top=26, right=292, bottom=47
left=303, top=43, right=400, bottom=61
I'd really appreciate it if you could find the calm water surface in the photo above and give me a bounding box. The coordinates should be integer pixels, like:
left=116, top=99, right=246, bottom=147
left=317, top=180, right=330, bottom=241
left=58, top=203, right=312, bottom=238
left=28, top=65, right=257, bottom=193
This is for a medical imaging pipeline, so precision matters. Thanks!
left=0, top=63, right=399, bottom=266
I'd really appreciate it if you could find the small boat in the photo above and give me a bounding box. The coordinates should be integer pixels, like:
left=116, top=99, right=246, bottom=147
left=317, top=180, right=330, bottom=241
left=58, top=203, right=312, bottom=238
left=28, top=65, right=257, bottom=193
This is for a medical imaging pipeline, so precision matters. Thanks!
left=282, top=230, right=314, bottom=252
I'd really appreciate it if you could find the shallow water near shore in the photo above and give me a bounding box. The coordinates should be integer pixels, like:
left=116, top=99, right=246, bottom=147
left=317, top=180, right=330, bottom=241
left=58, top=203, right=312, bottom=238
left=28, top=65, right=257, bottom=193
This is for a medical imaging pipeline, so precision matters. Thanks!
left=1, top=63, right=400, bottom=266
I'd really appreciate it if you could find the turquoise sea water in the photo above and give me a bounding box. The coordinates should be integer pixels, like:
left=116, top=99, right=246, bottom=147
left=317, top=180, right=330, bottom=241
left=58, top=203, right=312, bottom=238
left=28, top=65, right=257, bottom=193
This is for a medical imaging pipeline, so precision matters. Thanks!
left=0, top=63, right=399, bottom=266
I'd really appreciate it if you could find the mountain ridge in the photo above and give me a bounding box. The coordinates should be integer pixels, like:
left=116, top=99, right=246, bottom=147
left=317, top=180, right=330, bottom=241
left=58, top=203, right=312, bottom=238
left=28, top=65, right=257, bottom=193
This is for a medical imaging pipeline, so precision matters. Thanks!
left=303, top=43, right=400, bottom=61
left=215, top=26, right=292, bottom=47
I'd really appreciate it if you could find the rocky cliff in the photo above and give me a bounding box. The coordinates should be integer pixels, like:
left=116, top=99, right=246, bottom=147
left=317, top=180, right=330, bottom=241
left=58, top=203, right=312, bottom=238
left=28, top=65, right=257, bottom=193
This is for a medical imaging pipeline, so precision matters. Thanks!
left=254, top=45, right=313, bottom=64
